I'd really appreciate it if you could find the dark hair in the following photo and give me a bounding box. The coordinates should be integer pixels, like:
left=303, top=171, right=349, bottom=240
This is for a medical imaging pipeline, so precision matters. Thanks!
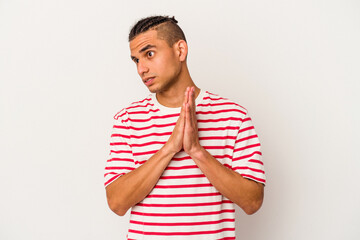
left=128, top=16, right=186, bottom=47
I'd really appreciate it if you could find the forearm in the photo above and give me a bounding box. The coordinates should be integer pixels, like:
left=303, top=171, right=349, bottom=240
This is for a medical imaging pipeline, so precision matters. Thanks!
left=190, top=147, right=264, bottom=215
left=106, top=143, right=176, bottom=216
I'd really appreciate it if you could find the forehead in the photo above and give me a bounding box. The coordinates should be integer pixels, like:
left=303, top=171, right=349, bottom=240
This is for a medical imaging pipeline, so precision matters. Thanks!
left=130, top=30, right=164, bottom=54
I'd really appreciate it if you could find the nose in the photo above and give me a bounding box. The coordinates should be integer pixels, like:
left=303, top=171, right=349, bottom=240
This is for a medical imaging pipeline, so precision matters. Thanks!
left=137, top=60, right=149, bottom=76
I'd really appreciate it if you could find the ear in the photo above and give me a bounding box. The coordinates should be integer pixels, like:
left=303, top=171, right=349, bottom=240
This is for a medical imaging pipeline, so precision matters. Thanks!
left=175, top=40, right=188, bottom=62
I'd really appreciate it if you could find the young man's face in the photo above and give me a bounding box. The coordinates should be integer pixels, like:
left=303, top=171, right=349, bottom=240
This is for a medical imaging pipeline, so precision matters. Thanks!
left=130, top=30, right=182, bottom=93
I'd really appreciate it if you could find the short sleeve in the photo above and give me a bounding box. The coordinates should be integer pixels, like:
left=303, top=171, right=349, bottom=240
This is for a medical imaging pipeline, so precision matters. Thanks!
left=104, top=111, right=135, bottom=188
left=231, top=112, right=266, bottom=185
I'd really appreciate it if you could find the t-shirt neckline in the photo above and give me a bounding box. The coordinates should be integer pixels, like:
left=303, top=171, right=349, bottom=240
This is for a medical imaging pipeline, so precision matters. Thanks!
left=151, top=89, right=206, bottom=114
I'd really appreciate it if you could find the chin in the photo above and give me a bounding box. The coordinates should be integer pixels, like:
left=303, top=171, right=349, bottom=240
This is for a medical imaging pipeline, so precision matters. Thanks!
left=147, top=86, right=159, bottom=94
left=147, top=84, right=165, bottom=94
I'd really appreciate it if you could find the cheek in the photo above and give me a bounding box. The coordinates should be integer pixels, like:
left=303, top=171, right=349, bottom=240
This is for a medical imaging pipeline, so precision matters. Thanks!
left=165, top=54, right=180, bottom=71
left=154, top=52, right=179, bottom=76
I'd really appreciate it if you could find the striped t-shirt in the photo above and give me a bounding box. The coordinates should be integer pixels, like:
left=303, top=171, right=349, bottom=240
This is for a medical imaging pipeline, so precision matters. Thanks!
left=104, top=89, right=266, bottom=240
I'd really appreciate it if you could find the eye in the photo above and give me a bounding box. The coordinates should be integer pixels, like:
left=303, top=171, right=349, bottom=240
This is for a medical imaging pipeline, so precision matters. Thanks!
left=147, top=51, right=154, bottom=57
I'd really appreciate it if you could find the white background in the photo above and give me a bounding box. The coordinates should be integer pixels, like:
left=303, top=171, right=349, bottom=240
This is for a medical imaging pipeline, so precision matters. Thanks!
left=1, top=0, right=359, bottom=239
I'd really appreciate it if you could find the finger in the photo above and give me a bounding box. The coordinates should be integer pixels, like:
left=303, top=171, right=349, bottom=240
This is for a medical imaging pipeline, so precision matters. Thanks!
left=185, top=102, right=191, bottom=128
left=181, top=101, right=187, bottom=119
left=180, top=102, right=186, bottom=128
left=184, top=87, right=190, bottom=105
left=191, top=88, right=198, bottom=128
left=187, top=87, right=191, bottom=105
left=190, top=87, right=196, bottom=121
left=177, top=100, right=185, bottom=125
left=187, top=87, right=192, bottom=112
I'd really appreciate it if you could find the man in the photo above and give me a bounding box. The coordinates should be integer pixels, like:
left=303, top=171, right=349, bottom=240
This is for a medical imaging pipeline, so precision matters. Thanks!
left=104, top=16, right=265, bottom=239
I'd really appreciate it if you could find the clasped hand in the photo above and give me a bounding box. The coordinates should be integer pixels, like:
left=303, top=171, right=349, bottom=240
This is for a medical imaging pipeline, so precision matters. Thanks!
left=167, top=86, right=203, bottom=156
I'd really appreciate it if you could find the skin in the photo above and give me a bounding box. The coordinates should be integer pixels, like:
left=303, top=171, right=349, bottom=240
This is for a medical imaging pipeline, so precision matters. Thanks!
left=106, top=29, right=264, bottom=216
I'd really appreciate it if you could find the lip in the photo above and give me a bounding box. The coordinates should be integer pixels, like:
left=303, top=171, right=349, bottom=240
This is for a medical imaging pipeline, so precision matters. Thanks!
left=143, top=77, right=155, bottom=86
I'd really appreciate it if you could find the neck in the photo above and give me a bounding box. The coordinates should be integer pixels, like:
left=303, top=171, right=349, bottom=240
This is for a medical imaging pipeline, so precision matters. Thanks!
left=156, top=66, right=200, bottom=108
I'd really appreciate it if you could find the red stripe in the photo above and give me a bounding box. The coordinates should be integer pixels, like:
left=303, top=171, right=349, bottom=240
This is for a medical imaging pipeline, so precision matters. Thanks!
left=106, top=158, right=133, bottom=163
left=126, top=102, right=154, bottom=110
left=147, top=192, right=221, bottom=198
left=233, top=143, right=261, bottom=152
left=198, top=117, right=244, bottom=123
left=104, top=174, right=121, bottom=186
left=113, top=110, right=125, bottom=120
left=110, top=150, right=132, bottom=154
left=104, top=171, right=118, bottom=177
left=130, top=218, right=234, bottom=226
left=128, top=109, right=159, bottom=115
left=130, top=132, right=171, bottom=139
left=136, top=201, right=223, bottom=208
left=105, top=166, right=134, bottom=171
left=112, top=132, right=171, bottom=139
left=116, top=111, right=127, bottom=119
left=133, top=150, right=157, bottom=156
left=235, top=134, right=258, bottom=143
left=205, top=91, right=220, bottom=96
left=197, top=102, right=242, bottom=108
left=128, top=227, right=235, bottom=236
left=172, top=156, right=192, bottom=161
left=232, top=166, right=265, bottom=174
left=241, top=174, right=266, bottom=183
left=171, top=154, right=233, bottom=161
left=238, top=126, right=254, bottom=134
left=196, top=109, right=246, bottom=115
left=130, top=209, right=235, bottom=217
left=154, top=183, right=213, bottom=189
left=160, top=174, right=205, bottom=179
left=233, top=151, right=262, bottom=161
left=110, top=142, right=129, bottom=146
left=213, top=154, right=233, bottom=160
left=136, top=160, right=147, bottom=165
left=204, top=145, right=234, bottom=150
left=166, top=165, right=199, bottom=170
left=131, top=141, right=166, bottom=147
left=111, top=133, right=130, bottom=139
left=241, top=117, right=251, bottom=123
left=249, top=159, right=264, bottom=165
left=199, top=136, right=236, bottom=140
left=203, top=96, right=226, bottom=101
left=114, top=122, right=176, bottom=131
left=113, top=98, right=153, bottom=119
left=130, top=97, right=151, bottom=105
left=224, top=163, right=232, bottom=169
left=119, top=116, right=245, bottom=124
left=198, top=126, right=239, bottom=131
left=123, top=113, right=179, bottom=122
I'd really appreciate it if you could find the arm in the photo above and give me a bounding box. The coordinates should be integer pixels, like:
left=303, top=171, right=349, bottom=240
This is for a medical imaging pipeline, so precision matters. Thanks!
left=105, top=94, right=188, bottom=216
left=183, top=87, right=264, bottom=215
left=189, top=147, right=264, bottom=215
left=106, top=143, right=176, bottom=216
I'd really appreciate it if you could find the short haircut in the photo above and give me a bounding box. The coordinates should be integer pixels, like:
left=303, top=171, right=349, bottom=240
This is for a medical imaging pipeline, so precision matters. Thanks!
left=128, top=16, right=187, bottom=47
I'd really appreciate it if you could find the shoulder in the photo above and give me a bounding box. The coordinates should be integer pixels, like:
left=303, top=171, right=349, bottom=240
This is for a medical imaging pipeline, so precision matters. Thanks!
left=202, top=90, right=249, bottom=116
left=113, top=94, right=153, bottom=121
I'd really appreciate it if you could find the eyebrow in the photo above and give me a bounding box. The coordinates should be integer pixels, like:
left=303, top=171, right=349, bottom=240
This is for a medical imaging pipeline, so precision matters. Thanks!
left=131, top=44, right=156, bottom=61
left=139, top=44, right=156, bottom=53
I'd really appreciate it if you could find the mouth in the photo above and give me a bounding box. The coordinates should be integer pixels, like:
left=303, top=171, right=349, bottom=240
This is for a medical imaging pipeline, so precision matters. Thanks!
left=143, top=77, right=155, bottom=86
